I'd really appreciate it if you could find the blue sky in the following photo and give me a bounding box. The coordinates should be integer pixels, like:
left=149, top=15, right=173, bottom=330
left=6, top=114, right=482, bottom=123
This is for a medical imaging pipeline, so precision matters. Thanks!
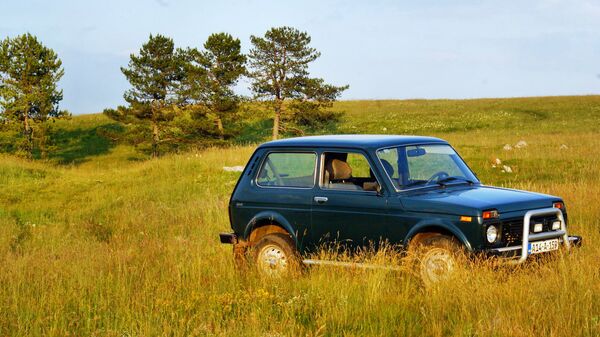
left=2, top=0, right=600, bottom=114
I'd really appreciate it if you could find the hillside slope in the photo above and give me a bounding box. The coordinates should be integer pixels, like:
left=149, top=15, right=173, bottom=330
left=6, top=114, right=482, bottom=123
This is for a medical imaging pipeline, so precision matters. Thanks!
left=1, top=96, right=599, bottom=336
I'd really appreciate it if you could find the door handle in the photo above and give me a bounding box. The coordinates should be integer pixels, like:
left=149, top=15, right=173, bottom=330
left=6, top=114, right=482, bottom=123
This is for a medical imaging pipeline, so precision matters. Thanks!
left=314, top=196, right=328, bottom=204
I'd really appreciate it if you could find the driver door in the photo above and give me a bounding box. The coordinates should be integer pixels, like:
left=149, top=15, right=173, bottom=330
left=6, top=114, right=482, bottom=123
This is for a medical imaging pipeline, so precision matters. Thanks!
left=309, top=149, right=390, bottom=251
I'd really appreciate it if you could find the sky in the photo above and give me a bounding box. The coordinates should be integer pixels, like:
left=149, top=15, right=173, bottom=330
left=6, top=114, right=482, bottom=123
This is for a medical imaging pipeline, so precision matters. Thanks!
left=1, top=0, right=600, bottom=114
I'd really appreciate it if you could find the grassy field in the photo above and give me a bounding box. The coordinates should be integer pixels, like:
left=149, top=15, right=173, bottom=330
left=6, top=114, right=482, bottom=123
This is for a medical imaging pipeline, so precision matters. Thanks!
left=1, top=95, right=600, bottom=336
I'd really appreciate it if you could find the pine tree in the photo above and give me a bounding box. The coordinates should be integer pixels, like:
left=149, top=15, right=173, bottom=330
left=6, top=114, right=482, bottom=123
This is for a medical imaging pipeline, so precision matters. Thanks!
left=248, top=27, right=348, bottom=139
left=182, top=33, right=246, bottom=139
left=110, top=34, right=185, bottom=157
left=0, top=33, right=68, bottom=157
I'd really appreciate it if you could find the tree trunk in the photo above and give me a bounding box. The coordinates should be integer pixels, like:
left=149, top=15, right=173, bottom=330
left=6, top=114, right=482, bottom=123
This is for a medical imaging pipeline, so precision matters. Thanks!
left=216, top=117, right=224, bottom=140
left=23, top=114, right=33, bottom=157
left=272, top=99, right=282, bottom=140
left=39, top=125, right=47, bottom=159
left=152, top=122, right=159, bottom=158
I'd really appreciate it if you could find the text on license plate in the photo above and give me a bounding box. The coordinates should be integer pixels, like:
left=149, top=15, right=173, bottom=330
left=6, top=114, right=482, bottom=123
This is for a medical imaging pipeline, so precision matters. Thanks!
left=528, top=239, right=559, bottom=254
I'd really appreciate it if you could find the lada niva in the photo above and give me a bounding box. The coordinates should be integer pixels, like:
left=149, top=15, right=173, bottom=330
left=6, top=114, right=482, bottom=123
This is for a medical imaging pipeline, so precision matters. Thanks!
left=220, top=135, right=581, bottom=283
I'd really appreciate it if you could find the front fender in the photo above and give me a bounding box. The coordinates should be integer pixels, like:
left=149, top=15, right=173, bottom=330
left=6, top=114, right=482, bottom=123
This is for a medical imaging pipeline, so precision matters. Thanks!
left=243, top=210, right=298, bottom=244
left=404, top=218, right=473, bottom=251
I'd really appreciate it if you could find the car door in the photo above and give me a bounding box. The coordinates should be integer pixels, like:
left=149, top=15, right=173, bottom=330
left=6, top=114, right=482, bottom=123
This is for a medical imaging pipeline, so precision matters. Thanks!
left=235, top=149, right=317, bottom=250
left=309, top=149, right=390, bottom=251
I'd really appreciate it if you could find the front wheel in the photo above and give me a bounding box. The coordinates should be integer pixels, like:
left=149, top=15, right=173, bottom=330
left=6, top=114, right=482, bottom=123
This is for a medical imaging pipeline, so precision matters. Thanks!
left=408, top=234, right=466, bottom=286
left=253, top=233, right=300, bottom=277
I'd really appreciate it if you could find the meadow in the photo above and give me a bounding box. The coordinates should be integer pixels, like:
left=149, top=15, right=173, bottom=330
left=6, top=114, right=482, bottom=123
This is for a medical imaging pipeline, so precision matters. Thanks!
left=1, top=95, right=600, bottom=336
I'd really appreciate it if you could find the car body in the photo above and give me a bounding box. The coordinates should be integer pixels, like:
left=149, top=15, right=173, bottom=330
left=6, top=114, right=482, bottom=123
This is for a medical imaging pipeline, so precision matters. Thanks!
left=220, top=135, right=581, bottom=279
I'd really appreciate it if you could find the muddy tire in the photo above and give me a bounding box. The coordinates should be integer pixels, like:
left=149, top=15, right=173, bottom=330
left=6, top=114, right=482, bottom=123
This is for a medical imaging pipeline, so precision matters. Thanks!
left=252, top=233, right=301, bottom=277
left=408, top=234, right=467, bottom=286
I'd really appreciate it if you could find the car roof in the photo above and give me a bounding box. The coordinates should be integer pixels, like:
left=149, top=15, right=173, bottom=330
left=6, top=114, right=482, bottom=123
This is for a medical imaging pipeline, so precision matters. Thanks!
left=257, top=134, right=448, bottom=150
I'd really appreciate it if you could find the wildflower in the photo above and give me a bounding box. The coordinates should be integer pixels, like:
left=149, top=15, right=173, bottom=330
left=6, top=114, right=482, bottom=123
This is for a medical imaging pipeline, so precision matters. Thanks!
left=503, top=144, right=512, bottom=151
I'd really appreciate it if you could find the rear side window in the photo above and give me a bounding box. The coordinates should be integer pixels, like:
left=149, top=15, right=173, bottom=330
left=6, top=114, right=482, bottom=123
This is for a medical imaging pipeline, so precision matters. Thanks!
left=256, top=152, right=316, bottom=188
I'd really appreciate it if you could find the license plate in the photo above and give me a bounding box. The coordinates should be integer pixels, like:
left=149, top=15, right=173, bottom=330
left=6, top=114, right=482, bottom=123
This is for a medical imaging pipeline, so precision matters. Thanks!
left=528, top=239, right=559, bottom=254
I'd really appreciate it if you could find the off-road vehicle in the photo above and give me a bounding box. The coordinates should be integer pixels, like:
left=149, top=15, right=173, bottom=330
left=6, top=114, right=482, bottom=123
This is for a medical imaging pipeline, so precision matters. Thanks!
left=219, top=135, right=581, bottom=282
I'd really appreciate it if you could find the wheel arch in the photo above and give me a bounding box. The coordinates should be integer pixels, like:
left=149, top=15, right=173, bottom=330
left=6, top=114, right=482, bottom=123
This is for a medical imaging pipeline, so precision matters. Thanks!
left=404, top=221, right=473, bottom=251
left=243, top=211, right=298, bottom=246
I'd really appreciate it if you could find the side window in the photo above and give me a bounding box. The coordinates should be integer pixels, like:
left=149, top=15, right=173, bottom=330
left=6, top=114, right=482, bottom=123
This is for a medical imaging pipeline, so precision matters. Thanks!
left=321, top=152, right=380, bottom=192
left=256, top=152, right=316, bottom=188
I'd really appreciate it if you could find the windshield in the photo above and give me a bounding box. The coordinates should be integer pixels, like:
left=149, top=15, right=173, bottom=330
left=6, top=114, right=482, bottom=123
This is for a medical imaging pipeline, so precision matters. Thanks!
left=376, top=144, right=479, bottom=190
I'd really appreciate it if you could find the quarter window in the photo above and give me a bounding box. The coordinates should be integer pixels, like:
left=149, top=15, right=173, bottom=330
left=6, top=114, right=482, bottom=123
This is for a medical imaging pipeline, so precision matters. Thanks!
left=256, top=152, right=316, bottom=188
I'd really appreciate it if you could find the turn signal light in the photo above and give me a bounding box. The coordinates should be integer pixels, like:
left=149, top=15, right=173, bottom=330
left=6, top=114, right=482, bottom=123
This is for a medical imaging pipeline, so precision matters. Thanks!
left=482, top=210, right=499, bottom=220
left=553, top=202, right=564, bottom=210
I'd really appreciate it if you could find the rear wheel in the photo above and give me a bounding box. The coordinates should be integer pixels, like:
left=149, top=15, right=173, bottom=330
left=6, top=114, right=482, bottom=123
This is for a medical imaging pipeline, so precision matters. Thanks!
left=253, top=233, right=300, bottom=277
left=408, top=234, right=466, bottom=286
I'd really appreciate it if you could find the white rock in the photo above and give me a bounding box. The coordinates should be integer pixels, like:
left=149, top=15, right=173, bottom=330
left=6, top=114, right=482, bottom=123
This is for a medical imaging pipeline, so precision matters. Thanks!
left=223, top=166, right=245, bottom=172
left=503, top=144, right=513, bottom=151
left=515, top=140, right=528, bottom=148
left=495, top=158, right=502, bottom=165
left=502, top=165, right=513, bottom=173
left=560, top=144, right=569, bottom=150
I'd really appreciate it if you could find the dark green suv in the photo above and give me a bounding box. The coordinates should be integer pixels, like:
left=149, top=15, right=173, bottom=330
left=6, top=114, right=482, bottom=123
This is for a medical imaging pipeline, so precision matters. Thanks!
left=220, top=135, right=581, bottom=282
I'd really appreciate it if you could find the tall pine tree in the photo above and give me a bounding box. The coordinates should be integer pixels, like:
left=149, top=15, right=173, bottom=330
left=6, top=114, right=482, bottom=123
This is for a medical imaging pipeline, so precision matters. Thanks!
left=248, top=27, right=348, bottom=139
left=0, top=33, right=67, bottom=157
left=107, top=34, right=185, bottom=157
left=182, top=33, right=246, bottom=139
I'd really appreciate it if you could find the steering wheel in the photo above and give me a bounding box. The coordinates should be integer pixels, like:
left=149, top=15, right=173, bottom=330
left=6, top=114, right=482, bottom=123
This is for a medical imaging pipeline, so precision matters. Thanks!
left=426, top=171, right=449, bottom=185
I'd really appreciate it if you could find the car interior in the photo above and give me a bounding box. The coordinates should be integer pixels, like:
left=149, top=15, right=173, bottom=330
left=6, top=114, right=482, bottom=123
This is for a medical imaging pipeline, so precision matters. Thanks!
left=322, top=152, right=380, bottom=192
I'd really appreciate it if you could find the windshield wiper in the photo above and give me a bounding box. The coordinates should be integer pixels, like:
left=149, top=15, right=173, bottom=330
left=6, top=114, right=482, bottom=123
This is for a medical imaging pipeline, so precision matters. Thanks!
left=436, top=176, right=475, bottom=186
left=403, top=180, right=427, bottom=188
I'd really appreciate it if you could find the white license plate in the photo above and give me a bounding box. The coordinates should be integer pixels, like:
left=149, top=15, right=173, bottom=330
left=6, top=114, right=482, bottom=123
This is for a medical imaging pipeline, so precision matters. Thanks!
left=528, top=239, right=559, bottom=254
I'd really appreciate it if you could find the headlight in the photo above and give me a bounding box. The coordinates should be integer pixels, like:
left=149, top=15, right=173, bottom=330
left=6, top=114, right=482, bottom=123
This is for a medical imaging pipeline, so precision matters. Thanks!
left=552, top=220, right=561, bottom=230
left=486, top=225, right=498, bottom=243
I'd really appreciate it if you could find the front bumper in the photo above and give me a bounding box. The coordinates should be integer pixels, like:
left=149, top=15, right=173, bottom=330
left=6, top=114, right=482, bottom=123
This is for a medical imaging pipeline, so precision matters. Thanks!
left=487, top=235, right=582, bottom=258
left=484, top=207, right=581, bottom=263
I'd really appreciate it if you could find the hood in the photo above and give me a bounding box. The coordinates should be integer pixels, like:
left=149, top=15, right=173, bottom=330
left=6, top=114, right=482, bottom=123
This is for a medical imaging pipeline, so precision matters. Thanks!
left=400, top=185, right=559, bottom=216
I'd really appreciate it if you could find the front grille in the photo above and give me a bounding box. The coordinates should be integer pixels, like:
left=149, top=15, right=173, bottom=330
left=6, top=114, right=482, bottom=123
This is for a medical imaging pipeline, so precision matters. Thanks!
left=501, top=215, right=560, bottom=245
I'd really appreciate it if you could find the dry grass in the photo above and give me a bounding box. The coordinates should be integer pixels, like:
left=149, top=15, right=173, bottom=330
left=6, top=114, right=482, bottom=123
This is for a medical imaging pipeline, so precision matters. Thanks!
left=1, top=96, right=600, bottom=336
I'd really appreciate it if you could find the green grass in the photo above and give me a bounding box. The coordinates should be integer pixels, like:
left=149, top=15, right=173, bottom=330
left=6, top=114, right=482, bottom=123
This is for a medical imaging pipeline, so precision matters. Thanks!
left=1, top=95, right=600, bottom=336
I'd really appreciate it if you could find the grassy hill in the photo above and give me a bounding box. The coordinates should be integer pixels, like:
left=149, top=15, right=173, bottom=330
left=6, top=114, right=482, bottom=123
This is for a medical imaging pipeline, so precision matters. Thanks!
left=1, top=96, right=600, bottom=336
